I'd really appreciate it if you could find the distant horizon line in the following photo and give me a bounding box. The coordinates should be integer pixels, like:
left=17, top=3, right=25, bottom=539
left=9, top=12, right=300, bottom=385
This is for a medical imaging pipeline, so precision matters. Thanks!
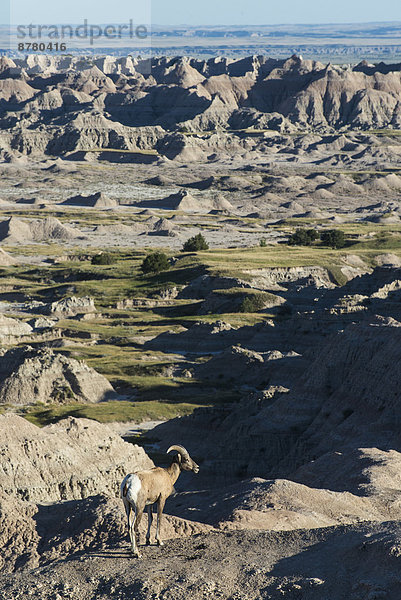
left=2, top=20, right=401, bottom=27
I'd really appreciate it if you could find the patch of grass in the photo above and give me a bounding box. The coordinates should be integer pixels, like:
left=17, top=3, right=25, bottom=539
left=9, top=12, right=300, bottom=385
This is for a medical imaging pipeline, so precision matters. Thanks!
left=365, top=129, right=401, bottom=136
left=199, top=246, right=343, bottom=273
left=21, top=400, right=200, bottom=427
left=328, top=266, right=349, bottom=287
left=215, top=287, right=278, bottom=301
left=1, top=243, right=66, bottom=257
left=239, top=294, right=270, bottom=313
left=209, top=288, right=280, bottom=313
left=58, top=342, right=169, bottom=374
left=196, top=235, right=401, bottom=280
left=349, top=231, right=401, bottom=251
left=4, top=233, right=401, bottom=426
left=54, top=344, right=218, bottom=401
left=174, top=312, right=269, bottom=327
left=57, top=318, right=138, bottom=340
left=18, top=254, right=198, bottom=308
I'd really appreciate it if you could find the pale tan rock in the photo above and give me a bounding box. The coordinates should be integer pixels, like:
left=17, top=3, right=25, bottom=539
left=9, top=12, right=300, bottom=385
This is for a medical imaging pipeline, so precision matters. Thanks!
left=0, top=346, right=115, bottom=405
left=0, top=314, right=32, bottom=337
left=0, top=414, right=153, bottom=503
left=48, top=295, right=96, bottom=316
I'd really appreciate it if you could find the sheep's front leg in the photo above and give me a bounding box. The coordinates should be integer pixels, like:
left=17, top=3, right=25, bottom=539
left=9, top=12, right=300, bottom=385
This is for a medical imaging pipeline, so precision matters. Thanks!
left=146, top=505, right=153, bottom=545
left=132, top=506, right=144, bottom=558
left=156, top=498, right=166, bottom=547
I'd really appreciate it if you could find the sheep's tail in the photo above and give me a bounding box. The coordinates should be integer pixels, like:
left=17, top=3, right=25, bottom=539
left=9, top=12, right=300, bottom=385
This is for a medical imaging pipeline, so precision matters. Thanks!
left=120, top=475, right=130, bottom=498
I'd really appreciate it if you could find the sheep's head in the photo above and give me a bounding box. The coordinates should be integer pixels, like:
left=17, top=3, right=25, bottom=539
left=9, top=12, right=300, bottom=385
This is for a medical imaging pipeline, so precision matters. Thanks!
left=167, top=445, right=199, bottom=474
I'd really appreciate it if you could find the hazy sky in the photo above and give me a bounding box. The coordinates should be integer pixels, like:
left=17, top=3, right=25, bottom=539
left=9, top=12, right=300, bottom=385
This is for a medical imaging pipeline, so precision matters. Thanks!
left=8, top=0, right=401, bottom=25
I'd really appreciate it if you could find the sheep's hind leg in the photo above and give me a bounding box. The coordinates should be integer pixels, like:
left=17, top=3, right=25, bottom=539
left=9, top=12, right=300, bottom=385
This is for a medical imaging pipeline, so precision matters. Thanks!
left=156, top=498, right=166, bottom=547
left=123, top=500, right=133, bottom=546
left=146, top=505, right=153, bottom=545
left=131, top=507, right=144, bottom=558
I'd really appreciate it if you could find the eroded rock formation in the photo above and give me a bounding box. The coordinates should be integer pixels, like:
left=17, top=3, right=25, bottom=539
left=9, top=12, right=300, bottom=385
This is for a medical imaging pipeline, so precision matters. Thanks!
left=0, top=346, right=116, bottom=405
left=2, top=55, right=401, bottom=159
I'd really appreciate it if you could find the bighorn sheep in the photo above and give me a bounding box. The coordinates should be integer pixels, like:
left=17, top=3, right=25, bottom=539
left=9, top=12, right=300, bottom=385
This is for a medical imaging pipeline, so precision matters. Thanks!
left=120, top=445, right=199, bottom=557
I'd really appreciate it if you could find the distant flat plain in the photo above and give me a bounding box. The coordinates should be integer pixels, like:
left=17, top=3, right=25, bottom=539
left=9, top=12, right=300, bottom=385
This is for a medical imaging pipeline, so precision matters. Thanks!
left=2, top=21, right=401, bottom=62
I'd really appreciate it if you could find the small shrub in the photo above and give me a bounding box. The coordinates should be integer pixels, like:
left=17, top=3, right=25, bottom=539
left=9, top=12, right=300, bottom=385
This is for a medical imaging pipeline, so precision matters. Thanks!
left=288, top=228, right=319, bottom=246
left=91, top=253, right=114, bottom=265
left=239, top=293, right=267, bottom=313
left=182, top=233, right=209, bottom=252
left=140, top=252, right=170, bottom=274
left=259, top=238, right=267, bottom=247
left=320, top=229, right=345, bottom=249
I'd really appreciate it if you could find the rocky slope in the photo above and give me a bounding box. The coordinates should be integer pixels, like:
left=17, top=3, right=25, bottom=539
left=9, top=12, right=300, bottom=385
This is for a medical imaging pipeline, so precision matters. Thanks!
left=1, top=266, right=401, bottom=598
left=0, top=216, right=78, bottom=243
left=0, top=346, right=117, bottom=405
left=153, top=318, right=401, bottom=481
left=1, top=54, right=401, bottom=160
left=2, top=50, right=401, bottom=600
left=148, top=267, right=401, bottom=520
left=0, top=414, right=153, bottom=503
left=0, top=414, right=211, bottom=574
left=3, top=522, right=401, bottom=599
left=3, top=413, right=401, bottom=597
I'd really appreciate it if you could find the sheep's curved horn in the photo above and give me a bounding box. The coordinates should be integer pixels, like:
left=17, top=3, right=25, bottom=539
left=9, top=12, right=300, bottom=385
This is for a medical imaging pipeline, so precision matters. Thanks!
left=167, top=445, right=190, bottom=460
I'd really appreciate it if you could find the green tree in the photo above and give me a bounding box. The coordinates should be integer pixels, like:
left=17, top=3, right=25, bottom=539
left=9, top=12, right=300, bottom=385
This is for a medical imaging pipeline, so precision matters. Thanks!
left=320, top=229, right=345, bottom=249
left=182, top=233, right=209, bottom=252
left=288, top=228, right=319, bottom=246
left=140, top=252, right=170, bottom=274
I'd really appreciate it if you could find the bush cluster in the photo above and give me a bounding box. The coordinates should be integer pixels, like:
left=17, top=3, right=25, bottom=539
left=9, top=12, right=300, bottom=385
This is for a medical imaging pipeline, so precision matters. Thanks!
left=320, top=229, right=345, bottom=249
left=140, top=252, right=170, bottom=274
left=182, top=233, right=209, bottom=252
left=91, top=253, right=114, bottom=265
left=239, top=293, right=267, bottom=313
left=288, top=228, right=319, bottom=246
left=288, top=228, right=346, bottom=249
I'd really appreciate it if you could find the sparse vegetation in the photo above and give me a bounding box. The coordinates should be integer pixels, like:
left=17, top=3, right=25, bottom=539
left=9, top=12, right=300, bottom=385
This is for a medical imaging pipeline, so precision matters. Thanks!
left=288, top=228, right=319, bottom=246
left=22, top=400, right=200, bottom=427
left=321, top=229, right=346, bottom=249
left=91, top=253, right=114, bottom=265
left=182, top=233, right=209, bottom=252
left=2, top=219, right=401, bottom=427
left=3, top=52, right=401, bottom=588
left=140, top=252, right=170, bottom=274
left=239, top=293, right=269, bottom=313
left=286, top=228, right=346, bottom=250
